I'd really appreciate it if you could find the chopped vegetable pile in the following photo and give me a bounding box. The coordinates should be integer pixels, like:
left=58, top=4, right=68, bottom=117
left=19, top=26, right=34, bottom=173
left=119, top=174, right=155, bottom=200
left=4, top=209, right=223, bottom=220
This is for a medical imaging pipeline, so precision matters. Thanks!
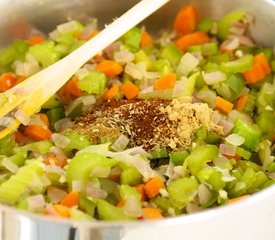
left=0, top=4, right=275, bottom=221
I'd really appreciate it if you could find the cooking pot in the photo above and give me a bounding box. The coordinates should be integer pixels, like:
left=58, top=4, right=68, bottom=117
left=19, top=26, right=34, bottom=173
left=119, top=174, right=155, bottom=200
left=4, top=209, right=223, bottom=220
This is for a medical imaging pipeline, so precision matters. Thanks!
left=1, top=0, right=275, bottom=239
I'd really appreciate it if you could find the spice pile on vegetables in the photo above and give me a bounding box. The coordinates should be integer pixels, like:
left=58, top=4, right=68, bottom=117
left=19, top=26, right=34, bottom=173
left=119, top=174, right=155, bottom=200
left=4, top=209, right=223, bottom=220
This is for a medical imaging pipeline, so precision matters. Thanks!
left=0, top=4, right=275, bottom=221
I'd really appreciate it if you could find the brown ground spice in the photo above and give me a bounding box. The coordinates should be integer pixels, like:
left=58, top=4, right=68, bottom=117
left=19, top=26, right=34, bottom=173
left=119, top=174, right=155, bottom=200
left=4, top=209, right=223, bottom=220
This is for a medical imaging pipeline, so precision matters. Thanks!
left=69, top=98, right=223, bottom=151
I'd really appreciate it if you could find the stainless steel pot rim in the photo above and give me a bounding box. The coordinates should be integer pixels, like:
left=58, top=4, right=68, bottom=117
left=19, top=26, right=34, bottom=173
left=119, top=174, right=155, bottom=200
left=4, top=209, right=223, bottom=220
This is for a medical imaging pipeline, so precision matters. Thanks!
left=1, top=184, right=275, bottom=228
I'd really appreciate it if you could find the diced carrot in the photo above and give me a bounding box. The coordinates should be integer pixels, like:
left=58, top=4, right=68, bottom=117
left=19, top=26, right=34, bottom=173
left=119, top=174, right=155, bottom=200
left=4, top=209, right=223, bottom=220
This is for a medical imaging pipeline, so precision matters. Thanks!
left=58, top=76, right=82, bottom=102
left=215, top=96, right=234, bottom=114
left=103, top=84, right=119, bottom=100
left=142, top=208, right=163, bottom=219
left=243, top=53, right=272, bottom=84
left=228, top=195, right=249, bottom=204
left=135, top=184, right=147, bottom=202
left=38, top=113, right=50, bottom=128
left=174, top=31, right=210, bottom=52
left=141, top=31, right=154, bottom=48
left=272, top=133, right=275, bottom=141
left=52, top=204, right=70, bottom=218
left=76, top=29, right=99, bottom=40
left=16, top=75, right=27, bottom=84
left=120, top=81, right=140, bottom=100
left=14, top=131, right=27, bottom=145
left=116, top=199, right=126, bottom=208
left=85, top=30, right=100, bottom=40
left=154, top=73, right=176, bottom=90
left=0, top=72, right=17, bottom=92
left=173, top=5, right=198, bottom=36
left=144, top=177, right=165, bottom=199
left=24, top=125, right=52, bottom=140
left=96, top=60, right=123, bottom=78
left=223, top=154, right=240, bottom=160
left=235, top=94, right=249, bottom=112
left=44, top=155, right=59, bottom=166
left=60, top=191, right=79, bottom=208
left=27, top=36, right=45, bottom=45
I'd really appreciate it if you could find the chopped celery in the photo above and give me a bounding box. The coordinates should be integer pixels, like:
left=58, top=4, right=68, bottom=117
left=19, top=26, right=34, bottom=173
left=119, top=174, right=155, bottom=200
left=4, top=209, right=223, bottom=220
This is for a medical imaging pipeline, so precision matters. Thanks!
left=215, top=82, right=233, bottom=100
left=226, top=73, right=245, bottom=98
left=271, top=60, right=275, bottom=72
left=188, top=42, right=218, bottom=56
left=195, top=126, right=208, bottom=142
left=169, top=150, right=189, bottom=166
left=154, top=59, right=173, bottom=75
left=256, top=111, right=275, bottom=133
left=176, top=52, right=199, bottom=77
left=174, top=71, right=199, bottom=97
left=203, top=62, right=220, bottom=72
left=79, top=194, right=96, bottom=216
left=134, top=50, right=154, bottom=71
left=149, top=147, right=169, bottom=159
left=42, top=96, right=63, bottom=109
left=248, top=171, right=269, bottom=192
left=0, top=161, right=43, bottom=205
left=0, top=135, right=16, bottom=156
left=186, top=144, right=219, bottom=176
left=243, top=89, right=257, bottom=115
left=233, top=119, right=262, bottom=151
left=121, top=27, right=142, bottom=53
left=217, top=10, right=246, bottom=40
left=57, top=20, right=84, bottom=35
left=205, top=134, right=222, bottom=144
left=167, top=177, right=199, bottom=209
left=254, top=48, right=273, bottom=61
left=119, top=184, right=141, bottom=204
left=197, top=19, right=216, bottom=34
left=77, top=70, right=107, bottom=94
left=220, top=54, right=253, bottom=73
left=66, top=152, right=118, bottom=192
left=47, top=107, right=65, bottom=129
left=97, top=199, right=135, bottom=221
left=209, top=53, right=232, bottom=63
left=235, top=147, right=251, bottom=160
left=27, top=41, right=60, bottom=67
left=236, top=160, right=262, bottom=172
left=120, top=168, right=142, bottom=186
left=138, top=88, right=173, bottom=100
left=160, top=43, right=183, bottom=66
left=99, top=178, right=118, bottom=194
left=63, top=132, right=91, bottom=154
left=197, top=167, right=226, bottom=191
left=70, top=208, right=94, bottom=221
left=9, top=153, right=26, bottom=167
left=256, top=82, right=275, bottom=113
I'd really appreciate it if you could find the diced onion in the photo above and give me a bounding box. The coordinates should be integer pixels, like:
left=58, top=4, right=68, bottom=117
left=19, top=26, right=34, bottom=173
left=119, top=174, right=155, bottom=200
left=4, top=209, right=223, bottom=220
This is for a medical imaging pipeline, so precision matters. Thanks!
left=186, top=202, right=201, bottom=213
left=220, top=37, right=240, bottom=51
left=0, top=117, right=14, bottom=127
left=123, top=196, right=142, bottom=217
left=14, top=109, right=31, bottom=125
left=214, top=167, right=236, bottom=182
left=111, top=134, right=129, bottom=152
left=202, top=71, right=226, bottom=85
left=114, top=50, right=135, bottom=63
left=218, top=119, right=234, bottom=135
left=1, top=158, right=19, bottom=173
left=225, top=134, right=245, bottom=146
left=228, top=110, right=253, bottom=124
left=28, top=114, right=46, bottom=127
left=86, top=183, right=107, bottom=199
left=177, top=52, right=199, bottom=77
left=75, top=68, right=89, bottom=80
left=105, top=41, right=121, bottom=56
left=27, top=194, right=45, bottom=211
left=45, top=165, right=65, bottom=176
left=90, top=166, right=111, bottom=178
left=47, top=187, right=67, bottom=204
left=54, top=118, right=74, bottom=132
left=57, top=20, right=80, bottom=34
left=219, top=143, right=236, bottom=156
left=72, top=180, right=82, bottom=192
left=51, top=133, right=71, bottom=148
left=198, top=184, right=212, bottom=205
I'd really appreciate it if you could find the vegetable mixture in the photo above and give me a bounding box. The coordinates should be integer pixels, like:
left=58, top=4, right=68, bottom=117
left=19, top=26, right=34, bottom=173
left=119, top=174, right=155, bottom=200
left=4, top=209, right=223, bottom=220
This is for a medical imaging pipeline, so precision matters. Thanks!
left=0, top=4, right=275, bottom=221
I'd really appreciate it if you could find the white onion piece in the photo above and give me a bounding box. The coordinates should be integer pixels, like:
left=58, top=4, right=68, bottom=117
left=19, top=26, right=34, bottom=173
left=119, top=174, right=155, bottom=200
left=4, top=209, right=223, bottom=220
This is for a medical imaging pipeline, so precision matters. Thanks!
left=47, top=187, right=67, bottom=204
left=220, top=37, right=240, bottom=51
left=218, top=119, right=234, bottom=135
left=27, top=194, right=45, bottom=211
left=81, top=96, right=96, bottom=106
left=159, top=188, right=169, bottom=198
left=75, top=68, right=89, bottom=80
left=225, top=134, right=245, bottom=146
left=131, top=155, right=156, bottom=181
left=144, top=71, right=161, bottom=80
left=79, top=21, right=97, bottom=40
left=28, top=114, right=46, bottom=127
left=49, top=29, right=59, bottom=41
left=114, top=49, right=135, bottom=63
left=57, top=20, right=80, bottom=34
left=54, top=118, right=74, bottom=132
left=29, top=175, right=43, bottom=193
left=14, top=109, right=31, bottom=125
left=244, top=12, right=255, bottom=25
left=230, top=22, right=247, bottom=35
left=1, top=158, right=19, bottom=173
left=230, top=35, right=255, bottom=46
left=104, top=41, right=121, bottom=56
left=219, top=143, right=236, bottom=156
left=83, top=63, right=96, bottom=70
left=186, top=202, right=201, bottom=213
left=219, top=189, right=228, bottom=199
left=203, top=71, right=226, bottom=85
left=40, top=175, right=51, bottom=187
left=214, top=167, right=236, bottom=182
left=123, top=196, right=142, bottom=217
left=51, top=133, right=71, bottom=148
left=72, top=180, right=82, bottom=192
left=90, top=166, right=111, bottom=178
left=198, top=184, right=212, bottom=205
left=176, top=52, right=199, bottom=77
left=228, top=110, right=253, bottom=124
left=125, top=62, right=144, bottom=80
left=86, top=183, right=107, bottom=199
left=111, top=134, right=129, bottom=152
left=50, top=146, right=67, bottom=163
left=0, top=117, right=14, bottom=127
left=25, top=54, right=40, bottom=66
left=45, top=165, right=65, bottom=176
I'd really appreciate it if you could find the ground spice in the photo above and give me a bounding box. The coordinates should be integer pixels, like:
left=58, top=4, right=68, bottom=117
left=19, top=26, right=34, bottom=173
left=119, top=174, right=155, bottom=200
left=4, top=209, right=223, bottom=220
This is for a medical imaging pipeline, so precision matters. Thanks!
left=69, top=98, right=223, bottom=151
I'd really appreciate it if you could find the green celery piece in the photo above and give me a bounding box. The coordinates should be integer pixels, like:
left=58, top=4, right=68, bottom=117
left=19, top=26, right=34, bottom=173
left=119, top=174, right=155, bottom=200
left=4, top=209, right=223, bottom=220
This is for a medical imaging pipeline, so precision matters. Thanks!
left=243, top=89, right=257, bottom=116
left=268, top=162, right=275, bottom=173
left=203, top=62, right=220, bottom=72
left=248, top=171, right=269, bottom=192
left=68, top=40, right=85, bottom=53
left=205, top=134, right=221, bottom=144
left=167, top=177, right=199, bottom=209
left=217, top=10, right=246, bottom=40
left=77, top=70, right=107, bottom=94
left=55, top=43, right=70, bottom=57
left=0, top=135, right=16, bottom=156
left=120, top=168, right=142, bottom=186
left=256, top=111, right=275, bottom=133
left=149, top=147, right=169, bottom=159
left=67, top=102, right=84, bottom=120
left=174, top=71, right=199, bottom=97
left=42, top=96, right=63, bottom=109
left=0, top=39, right=29, bottom=66
left=186, top=144, right=219, bottom=176
left=99, top=178, right=118, bottom=194
left=188, top=42, right=218, bottom=56
left=197, top=19, right=216, bottom=33
left=271, top=60, right=275, bottom=72
left=254, top=48, right=273, bottom=61
left=46, top=107, right=65, bottom=129
left=0, top=161, right=43, bottom=205
left=233, top=119, right=262, bottom=151
left=169, top=150, right=189, bottom=166
left=9, top=153, right=26, bottom=167
left=221, top=54, right=253, bottom=73
left=78, top=194, right=96, bottom=216
left=134, top=50, right=154, bottom=71
left=154, top=196, right=173, bottom=213
left=66, top=152, right=118, bottom=192
left=160, top=43, right=183, bottom=66
left=256, top=82, right=275, bottom=114
left=28, top=140, right=53, bottom=154
left=27, top=41, right=61, bottom=68
left=63, top=132, right=91, bottom=153
left=195, top=126, right=208, bottom=142
left=57, top=20, right=84, bottom=35
left=226, top=73, right=245, bottom=97
left=119, top=184, right=141, bottom=204
left=262, top=179, right=275, bottom=189
left=209, top=53, right=232, bottom=63
left=121, top=27, right=142, bottom=53
left=154, top=59, right=173, bottom=75
left=215, top=82, right=233, bottom=101
left=69, top=208, right=94, bottom=221
left=16, top=198, right=28, bottom=210
left=97, top=199, right=135, bottom=221
left=235, top=147, right=251, bottom=160
left=176, top=53, right=199, bottom=77
left=138, top=88, right=173, bottom=100
left=197, top=167, right=225, bottom=191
